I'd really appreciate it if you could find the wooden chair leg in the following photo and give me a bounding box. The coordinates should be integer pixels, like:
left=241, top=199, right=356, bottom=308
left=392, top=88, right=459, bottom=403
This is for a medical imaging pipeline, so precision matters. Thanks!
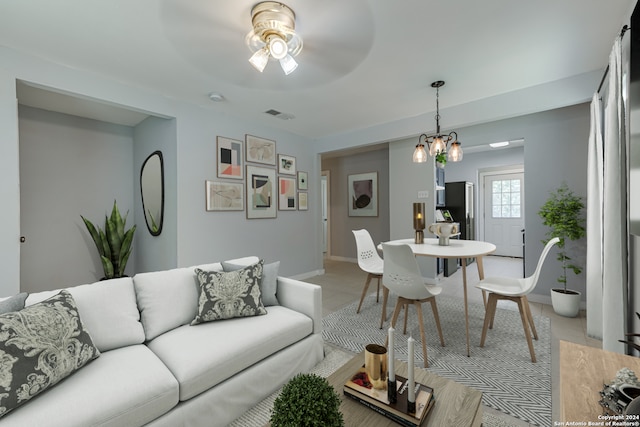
left=516, top=297, right=537, bottom=363
left=403, top=304, right=409, bottom=334
left=489, top=294, right=499, bottom=330
left=385, top=299, right=405, bottom=347
left=429, top=298, right=445, bottom=347
left=414, top=301, right=429, bottom=368
left=379, top=286, right=389, bottom=329
left=356, top=273, right=374, bottom=313
left=376, top=276, right=381, bottom=302
left=523, top=296, right=538, bottom=340
left=480, top=293, right=498, bottom=347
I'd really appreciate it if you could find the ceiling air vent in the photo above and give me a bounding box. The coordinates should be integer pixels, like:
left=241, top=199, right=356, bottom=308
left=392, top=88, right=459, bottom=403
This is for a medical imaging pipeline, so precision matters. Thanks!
left=264, top=109, right=295, bottom=120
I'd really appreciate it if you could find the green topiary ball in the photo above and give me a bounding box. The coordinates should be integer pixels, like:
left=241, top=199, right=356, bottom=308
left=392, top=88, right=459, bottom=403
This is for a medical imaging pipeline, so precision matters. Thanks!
left=270, top=373, right=344, bottom=427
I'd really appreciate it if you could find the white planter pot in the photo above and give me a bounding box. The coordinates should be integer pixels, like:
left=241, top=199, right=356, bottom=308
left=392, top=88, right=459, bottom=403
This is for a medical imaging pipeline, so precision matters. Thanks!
left=551, top=288, right=581, bottom=317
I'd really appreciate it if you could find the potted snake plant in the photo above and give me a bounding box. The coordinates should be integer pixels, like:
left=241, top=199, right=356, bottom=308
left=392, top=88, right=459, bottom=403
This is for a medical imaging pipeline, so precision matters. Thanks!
left=537, top=184, right=586, bottom=317
left=81, top=200, right=136, bottom=280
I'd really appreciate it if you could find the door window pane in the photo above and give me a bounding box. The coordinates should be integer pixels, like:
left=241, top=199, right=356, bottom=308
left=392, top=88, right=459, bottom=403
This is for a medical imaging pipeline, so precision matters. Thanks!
left=491, top=178, right=522, bottom=218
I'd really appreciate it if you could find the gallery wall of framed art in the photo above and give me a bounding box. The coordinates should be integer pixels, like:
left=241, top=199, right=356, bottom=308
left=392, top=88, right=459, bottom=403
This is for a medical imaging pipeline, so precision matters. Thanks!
left=208, top=133, right=309, bottom=217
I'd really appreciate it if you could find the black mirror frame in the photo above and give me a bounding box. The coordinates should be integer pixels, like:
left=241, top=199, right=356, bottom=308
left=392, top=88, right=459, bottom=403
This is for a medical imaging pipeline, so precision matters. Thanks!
left=140, top=150, right=165, bottom=236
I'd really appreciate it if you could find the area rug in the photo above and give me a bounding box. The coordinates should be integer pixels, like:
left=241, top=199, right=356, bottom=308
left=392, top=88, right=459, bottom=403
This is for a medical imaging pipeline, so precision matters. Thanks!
left=322, top=293, right=551, bottom=426
left=228, top=345, right=520, bottom=427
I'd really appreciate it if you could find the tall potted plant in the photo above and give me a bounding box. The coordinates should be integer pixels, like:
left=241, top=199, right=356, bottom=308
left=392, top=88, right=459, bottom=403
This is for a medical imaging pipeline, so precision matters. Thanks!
left=81, top=200, right=136, bottom=280
left=537, top=184, right=586, bottom=317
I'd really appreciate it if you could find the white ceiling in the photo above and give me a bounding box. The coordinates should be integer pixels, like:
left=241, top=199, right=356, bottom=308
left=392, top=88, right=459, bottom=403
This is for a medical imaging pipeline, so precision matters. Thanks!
left=0, top=0, right=635, bottom=138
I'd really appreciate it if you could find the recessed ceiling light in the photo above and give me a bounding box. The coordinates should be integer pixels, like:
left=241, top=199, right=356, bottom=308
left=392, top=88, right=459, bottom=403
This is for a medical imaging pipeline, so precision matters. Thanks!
left=489, top=141, right=509, bottom=148
left=208, top=92, right=225, bottom=102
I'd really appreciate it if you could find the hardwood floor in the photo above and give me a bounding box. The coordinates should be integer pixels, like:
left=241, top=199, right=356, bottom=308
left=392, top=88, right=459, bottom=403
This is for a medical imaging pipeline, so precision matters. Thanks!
left=305, top=256, right=602, bottom=427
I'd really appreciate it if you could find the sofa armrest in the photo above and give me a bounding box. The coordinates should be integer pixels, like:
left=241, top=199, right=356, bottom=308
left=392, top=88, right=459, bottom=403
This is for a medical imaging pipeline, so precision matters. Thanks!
left=276, top=277, right=322, bottom=335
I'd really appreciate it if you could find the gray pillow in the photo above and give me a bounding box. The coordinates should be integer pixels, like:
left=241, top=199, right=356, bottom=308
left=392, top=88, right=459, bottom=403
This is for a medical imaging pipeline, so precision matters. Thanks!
left=192, top=261, right=267, bottom=325
left=0, top=293, right=28, bottom=315
left=222, top=260, right=280, bottom=306
left=0, top=290, right=100, bottom=418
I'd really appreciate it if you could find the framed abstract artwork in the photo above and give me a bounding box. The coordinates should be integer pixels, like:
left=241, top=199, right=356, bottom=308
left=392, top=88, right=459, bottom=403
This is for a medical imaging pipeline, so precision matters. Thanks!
left=278, top=176, right=297, bottom=210
left=245, top=134, right=276, bottom=165
left=217, top=136, right=243, bottom=180
left=298, top=192, right=308, bottom=211
left=246, top=165, right=276, bottom=219
left=278, top=154, right=296, bottom=175
left=297, top=171, right=308, bottom=190
left=348, top=172, right=378, bottom=217
left=205, top=181, right=244, bottom=211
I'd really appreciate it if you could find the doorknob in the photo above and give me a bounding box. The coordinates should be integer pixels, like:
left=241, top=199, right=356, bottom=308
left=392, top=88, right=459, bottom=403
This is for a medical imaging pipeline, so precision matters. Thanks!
left=20, top=236, right=25, bottom=243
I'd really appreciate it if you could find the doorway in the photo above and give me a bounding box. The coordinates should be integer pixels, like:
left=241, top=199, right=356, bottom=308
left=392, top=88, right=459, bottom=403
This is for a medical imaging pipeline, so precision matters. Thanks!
left=479, top=167, right=525, bottom=257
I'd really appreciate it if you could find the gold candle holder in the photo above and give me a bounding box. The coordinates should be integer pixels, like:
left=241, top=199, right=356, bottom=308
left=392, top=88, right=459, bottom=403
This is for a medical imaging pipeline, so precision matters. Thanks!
left=413, top=202, right=425, bottom=244
left=364, top=344, right=388, bottom=390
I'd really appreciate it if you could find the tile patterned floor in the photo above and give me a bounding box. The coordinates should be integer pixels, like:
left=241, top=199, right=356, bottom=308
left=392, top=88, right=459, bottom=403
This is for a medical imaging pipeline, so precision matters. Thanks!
left=304, top=256, right=601, bottom=427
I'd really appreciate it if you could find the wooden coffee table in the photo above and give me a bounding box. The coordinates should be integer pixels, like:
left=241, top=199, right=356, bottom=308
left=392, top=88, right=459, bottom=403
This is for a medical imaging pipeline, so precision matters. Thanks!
left=328, top=352, right=483, bottom=426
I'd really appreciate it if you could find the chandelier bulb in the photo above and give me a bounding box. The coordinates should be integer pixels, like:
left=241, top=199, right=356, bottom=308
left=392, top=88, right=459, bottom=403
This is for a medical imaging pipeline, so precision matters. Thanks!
left=413, top=144, right=428, bottom=163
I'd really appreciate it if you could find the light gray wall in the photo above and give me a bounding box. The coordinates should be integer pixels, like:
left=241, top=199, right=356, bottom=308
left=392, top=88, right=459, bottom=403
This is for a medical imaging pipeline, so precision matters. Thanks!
left=444, top=146, right=524, bottom=184
left=321, top=147, right=390, bottom=259
left=133, top=116, right=178, bottom=273
left=388, top=137, right=437, bottom=279
left=18, top=106, right=135, bottom=291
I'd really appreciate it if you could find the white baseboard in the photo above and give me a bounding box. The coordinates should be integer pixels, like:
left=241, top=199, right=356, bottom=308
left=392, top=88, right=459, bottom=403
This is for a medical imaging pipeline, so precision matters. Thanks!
left=290, top=269, right=325, bottom=280
left=326, top=255, right=357, bottom=263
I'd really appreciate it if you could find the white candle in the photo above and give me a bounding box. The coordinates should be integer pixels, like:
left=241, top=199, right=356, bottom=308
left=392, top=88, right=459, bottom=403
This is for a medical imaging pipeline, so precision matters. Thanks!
left=408, top=335, right=415, bottom=403
left=388, top=326, right=395, bottom=382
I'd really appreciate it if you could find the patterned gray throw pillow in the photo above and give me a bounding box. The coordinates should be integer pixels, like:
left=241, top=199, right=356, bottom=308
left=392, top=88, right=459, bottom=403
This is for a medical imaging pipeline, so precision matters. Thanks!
left=192, top=261, right=267, bottom=325
left=0, top=290, right=100, bottom=418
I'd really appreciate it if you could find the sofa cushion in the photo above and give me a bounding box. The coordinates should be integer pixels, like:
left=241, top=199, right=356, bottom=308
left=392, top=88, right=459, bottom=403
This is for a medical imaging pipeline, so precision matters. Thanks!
left=0, top=290, right=100, bottom=418
left=147, top=305, right=313, bottom=401
left=192, top=262, right=267, bottom=325
left=0, top=293, right=27, bottom=314
left=222, top=260, right=280, bottom=306
left=0, top=344, right=179, bottom=427
left=26, top=277, right=145, bottom=352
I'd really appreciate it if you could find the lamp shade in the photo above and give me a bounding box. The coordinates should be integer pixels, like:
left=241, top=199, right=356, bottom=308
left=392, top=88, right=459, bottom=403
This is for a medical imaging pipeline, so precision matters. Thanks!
left=429, top=136, right=447, bottom=156
left=413, top=144, right=427, bottom=163
left=448, top=141, right=463, bottom=162
left=279, top=54, right=298, bottom=75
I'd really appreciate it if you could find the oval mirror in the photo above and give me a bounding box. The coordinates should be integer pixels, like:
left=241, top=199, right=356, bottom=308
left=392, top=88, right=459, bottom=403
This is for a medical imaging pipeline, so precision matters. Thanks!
left=140, top=151, right=164, bottom=236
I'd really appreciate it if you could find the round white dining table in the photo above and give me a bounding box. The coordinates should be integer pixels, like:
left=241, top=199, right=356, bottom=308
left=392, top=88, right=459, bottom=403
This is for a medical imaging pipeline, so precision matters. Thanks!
left=381, top=238, right=496, bottom=357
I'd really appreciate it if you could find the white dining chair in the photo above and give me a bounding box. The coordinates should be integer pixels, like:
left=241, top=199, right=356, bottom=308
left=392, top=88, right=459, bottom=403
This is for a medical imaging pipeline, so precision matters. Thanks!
left=382, top=243, right=445, bottom=368
left=352, top=229, right=388, bottom=328
left=475, top=237, right=560, bottom=363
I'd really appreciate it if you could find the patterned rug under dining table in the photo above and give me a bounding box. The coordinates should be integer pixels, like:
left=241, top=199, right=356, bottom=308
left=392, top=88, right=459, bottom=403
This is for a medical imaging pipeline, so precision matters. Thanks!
left=327, top=351, right=483, bottom=427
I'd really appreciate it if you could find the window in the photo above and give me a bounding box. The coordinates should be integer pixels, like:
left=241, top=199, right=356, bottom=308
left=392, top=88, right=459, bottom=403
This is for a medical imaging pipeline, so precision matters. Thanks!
left=492, top=179, right=521, bottom=218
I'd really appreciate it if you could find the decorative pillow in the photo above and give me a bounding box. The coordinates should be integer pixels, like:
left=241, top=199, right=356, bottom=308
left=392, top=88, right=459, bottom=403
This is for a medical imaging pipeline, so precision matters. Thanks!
left=0, top=293, right=28, bottom=315
left=0, top=290, right=100, bottom=418
left=192, top=261, right=267, bottom=325
left=222, top=260, right=280, bottom=306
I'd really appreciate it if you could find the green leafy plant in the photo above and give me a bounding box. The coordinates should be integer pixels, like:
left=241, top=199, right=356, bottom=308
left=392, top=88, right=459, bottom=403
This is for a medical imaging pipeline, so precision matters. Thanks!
left=537, top=183, right=586, bottom=293
left=270, top=373, right=344, bottom=427
left=435, top=151, right=447, bottom=167
left=81, top=200, right=136, bottom=280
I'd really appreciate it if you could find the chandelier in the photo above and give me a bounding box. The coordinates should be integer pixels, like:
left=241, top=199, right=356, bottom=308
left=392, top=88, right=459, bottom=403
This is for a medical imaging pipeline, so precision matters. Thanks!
left=245, top=2, right=303, bottom=75
left=413, top=81, right=463, bottom=164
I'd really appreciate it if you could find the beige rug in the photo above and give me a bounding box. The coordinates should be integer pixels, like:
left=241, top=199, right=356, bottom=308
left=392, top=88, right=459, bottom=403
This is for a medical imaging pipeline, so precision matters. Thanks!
left=228, top=344, right=520, bottom=427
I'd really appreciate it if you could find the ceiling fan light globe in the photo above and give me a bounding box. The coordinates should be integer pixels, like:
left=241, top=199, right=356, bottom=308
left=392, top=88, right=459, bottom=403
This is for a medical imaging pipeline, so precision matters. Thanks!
left=249, top=48, right=269, bottom=72
left=269, top=36, right=288, bottom=59
left=280, top=54, right=298, bottom=75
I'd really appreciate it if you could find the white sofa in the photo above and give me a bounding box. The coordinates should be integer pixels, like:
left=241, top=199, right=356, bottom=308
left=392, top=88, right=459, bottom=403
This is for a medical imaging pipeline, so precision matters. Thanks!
left=0, top=256, right=324, bottom=426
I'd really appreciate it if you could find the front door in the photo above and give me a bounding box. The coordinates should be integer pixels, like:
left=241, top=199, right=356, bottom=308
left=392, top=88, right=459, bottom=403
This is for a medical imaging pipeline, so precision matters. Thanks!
left=483, top=172, right=524, bottom=257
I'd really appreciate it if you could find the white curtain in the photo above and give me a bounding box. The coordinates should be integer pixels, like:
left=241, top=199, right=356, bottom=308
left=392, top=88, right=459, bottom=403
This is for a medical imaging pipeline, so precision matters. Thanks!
left=586, top=93, right=603, bottom=339
left=587, top=37, right=629, bottom=353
